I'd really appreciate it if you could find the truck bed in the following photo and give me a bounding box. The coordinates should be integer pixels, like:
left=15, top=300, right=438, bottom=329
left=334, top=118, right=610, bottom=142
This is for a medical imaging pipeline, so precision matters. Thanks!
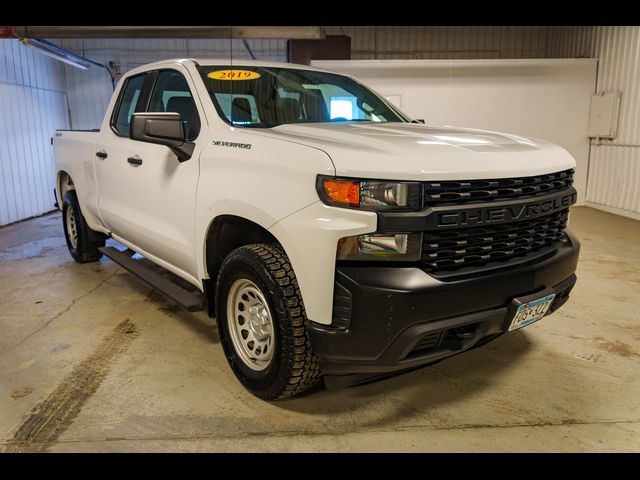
left=54, top=130, right=99, bottom=169
left=53, top=129, right=101, bottom=222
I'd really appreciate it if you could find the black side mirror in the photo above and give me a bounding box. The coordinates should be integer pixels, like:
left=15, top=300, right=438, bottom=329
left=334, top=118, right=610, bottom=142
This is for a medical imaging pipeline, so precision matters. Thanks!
left=130, top=112, right=195, bottom=162
left=414, top=119, right=426, bottom=124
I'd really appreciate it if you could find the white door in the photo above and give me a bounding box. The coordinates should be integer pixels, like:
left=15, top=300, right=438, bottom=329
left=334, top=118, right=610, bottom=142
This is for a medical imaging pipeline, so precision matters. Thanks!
left=120, top=67, right=203, bottom=278
left=95, top=72, right=148, bottom=236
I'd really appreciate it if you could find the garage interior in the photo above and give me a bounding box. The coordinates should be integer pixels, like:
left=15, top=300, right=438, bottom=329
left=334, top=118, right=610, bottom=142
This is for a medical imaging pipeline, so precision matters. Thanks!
left=1, top=26, right=639, bottom=452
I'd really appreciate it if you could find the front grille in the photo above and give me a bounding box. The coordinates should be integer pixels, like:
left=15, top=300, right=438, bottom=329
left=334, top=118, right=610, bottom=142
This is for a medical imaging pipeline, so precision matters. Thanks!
left=423, top=169, right=574, bottom=206
left=422, top=209, right=569, bottom=272
left=419, top=169, right=575, bottom=274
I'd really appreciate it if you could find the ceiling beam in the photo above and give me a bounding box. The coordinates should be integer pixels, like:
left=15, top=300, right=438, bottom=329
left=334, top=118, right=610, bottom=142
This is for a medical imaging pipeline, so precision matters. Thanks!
left=11, top=26, right=325, bottom=39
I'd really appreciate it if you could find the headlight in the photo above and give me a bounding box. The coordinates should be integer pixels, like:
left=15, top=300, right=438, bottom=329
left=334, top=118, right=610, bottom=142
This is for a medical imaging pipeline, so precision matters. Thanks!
left=337, top=233, right=423, bottom=261
left=317, top=176, right=422, bottom=211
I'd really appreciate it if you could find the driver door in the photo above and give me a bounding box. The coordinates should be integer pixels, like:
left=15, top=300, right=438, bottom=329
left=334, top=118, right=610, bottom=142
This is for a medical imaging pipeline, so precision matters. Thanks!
left=119, top=66, right=204, bottom=279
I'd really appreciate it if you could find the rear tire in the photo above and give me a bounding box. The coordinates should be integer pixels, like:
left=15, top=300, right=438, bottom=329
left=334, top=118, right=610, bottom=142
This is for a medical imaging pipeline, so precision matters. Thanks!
left=62, top=190, right=105, bottom=263
left=216, top=243, right=321, bottom=400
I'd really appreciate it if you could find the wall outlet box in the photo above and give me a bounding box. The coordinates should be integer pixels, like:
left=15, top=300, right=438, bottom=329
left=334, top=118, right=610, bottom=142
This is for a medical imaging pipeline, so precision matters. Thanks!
left=588, top=91, right=621, bottom=139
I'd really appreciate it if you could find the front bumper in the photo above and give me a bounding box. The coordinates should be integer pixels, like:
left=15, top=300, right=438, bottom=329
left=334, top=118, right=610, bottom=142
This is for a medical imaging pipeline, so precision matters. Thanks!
left=308, top=231, right=580, bottom=389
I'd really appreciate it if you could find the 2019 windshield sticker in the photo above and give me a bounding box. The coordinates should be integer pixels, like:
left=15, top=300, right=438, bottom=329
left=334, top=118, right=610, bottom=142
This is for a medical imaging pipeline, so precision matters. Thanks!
left=208, top=70, right=261, bottom=81
left=212, top=140, right=252, bottom=149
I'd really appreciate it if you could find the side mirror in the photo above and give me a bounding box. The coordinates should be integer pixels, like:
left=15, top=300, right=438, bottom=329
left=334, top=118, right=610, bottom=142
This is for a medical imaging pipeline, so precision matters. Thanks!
left=414, top=119, right=426, bottom=124
left=130, top=112, right=195, bottom=162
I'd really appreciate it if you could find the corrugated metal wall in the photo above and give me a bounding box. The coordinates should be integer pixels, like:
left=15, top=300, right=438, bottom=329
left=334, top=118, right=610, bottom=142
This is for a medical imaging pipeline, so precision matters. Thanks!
left=326, top=26, right=550, bottom=59
left=548, top=26, right=640, bottom=219
left=59, top=38, right=288, bottom=130
left=0, top=39, right=70, bottom=226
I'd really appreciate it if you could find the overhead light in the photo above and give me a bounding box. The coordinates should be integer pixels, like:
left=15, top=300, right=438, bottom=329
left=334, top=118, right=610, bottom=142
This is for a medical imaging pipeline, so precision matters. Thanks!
left=19, top=38, right=90, bottom=70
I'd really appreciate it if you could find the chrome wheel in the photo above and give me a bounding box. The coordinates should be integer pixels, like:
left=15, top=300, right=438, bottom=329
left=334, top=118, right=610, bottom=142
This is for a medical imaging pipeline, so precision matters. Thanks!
left=66, top=206, right=78, bottom=249
left=226, top=278, right=275, bottom=371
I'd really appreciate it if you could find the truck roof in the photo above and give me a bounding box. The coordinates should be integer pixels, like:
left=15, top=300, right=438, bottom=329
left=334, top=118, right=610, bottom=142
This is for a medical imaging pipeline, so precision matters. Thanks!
left=127, top=58, right=337, bottom=76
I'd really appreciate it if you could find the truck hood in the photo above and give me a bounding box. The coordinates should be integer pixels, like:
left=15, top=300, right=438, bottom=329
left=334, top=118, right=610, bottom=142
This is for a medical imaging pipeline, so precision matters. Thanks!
left=248, top=123, right=575, bottom=180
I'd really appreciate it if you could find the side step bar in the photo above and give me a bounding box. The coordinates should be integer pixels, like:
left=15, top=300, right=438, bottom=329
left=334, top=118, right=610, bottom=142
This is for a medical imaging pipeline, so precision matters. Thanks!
left=99, top=246, right=205, bottom=312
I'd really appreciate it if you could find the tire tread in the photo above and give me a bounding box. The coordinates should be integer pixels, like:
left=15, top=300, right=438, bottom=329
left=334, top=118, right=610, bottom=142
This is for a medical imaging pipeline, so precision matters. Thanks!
left=243, top=244, right=321, bottom=399
left=217, top=243, right=321, bottom=400
left=62, top=190, right=104, bottom=263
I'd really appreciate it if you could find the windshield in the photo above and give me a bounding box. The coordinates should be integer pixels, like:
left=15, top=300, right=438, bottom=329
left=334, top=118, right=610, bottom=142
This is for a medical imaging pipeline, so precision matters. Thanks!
left=197, top=65, right=410, bottom=128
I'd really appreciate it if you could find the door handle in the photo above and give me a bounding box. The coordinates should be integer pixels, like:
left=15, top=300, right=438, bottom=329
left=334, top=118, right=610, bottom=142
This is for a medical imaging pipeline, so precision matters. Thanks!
left=127, top=156, right=143, bottom=166
left=96, top=150, right=108, bottom=159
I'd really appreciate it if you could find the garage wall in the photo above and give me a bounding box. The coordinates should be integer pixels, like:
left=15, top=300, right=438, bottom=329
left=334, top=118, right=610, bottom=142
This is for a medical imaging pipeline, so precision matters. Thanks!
left=4, top=27, right=637, bottom=225
left=548, top=26, right=640, bottom=219
left=313, top=59, right=596, bottom=204
left=322, top=26, right=640, bottom=220
left=56, top=29, right=558, bottom=131
left=58, top=38, right=288, bottom=130
left=0, top=39, right=70, bottom=226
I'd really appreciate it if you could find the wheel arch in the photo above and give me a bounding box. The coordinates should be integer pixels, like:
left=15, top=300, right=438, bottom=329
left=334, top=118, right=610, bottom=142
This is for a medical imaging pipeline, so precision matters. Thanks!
left=56, top=170, right=75, bottom=208
left=203, top=214, right=280, bottom=315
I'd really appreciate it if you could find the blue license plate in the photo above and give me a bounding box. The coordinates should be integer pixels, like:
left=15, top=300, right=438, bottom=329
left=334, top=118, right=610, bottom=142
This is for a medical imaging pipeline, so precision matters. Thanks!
left=508, top=293, right=556, bottom=331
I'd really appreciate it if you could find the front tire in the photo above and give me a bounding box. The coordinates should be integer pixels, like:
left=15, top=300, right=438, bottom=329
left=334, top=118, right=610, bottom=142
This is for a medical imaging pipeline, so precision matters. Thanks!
left=216, top=244, right=321, bottom=400
left=62, top=190, right=105, bottom=263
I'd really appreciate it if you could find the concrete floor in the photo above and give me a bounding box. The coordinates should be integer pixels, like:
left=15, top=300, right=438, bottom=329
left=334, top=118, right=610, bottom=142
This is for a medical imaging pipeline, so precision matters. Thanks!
left=0, top=206, right=638, bottom=452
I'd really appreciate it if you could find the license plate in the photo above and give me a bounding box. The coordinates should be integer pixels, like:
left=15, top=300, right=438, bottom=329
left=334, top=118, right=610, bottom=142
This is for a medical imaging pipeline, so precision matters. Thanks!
left=508, top=293, right=556, bottom=331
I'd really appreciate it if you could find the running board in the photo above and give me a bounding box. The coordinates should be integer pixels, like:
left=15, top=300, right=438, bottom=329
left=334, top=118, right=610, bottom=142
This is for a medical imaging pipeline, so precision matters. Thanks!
left=99, top=246, right=205, bottom=312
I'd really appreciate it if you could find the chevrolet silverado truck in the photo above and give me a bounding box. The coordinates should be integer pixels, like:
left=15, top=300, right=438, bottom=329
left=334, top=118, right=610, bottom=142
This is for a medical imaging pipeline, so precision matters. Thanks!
left=54, top=58, right=580, bottom=400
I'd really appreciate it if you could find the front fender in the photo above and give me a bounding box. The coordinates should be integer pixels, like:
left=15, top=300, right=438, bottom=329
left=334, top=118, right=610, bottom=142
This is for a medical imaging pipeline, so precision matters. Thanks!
left=194, top=133, right=335, bottom=284
left=269, top=202, right=377, bottom=325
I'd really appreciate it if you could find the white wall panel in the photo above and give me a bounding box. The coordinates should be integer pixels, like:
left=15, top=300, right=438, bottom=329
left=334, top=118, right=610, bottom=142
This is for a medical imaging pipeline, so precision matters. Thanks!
left=0, top=39, right=69, bottom=226
left=549, top=26, right=640, bottom=219
left=314, top=59, right=596, bottom=204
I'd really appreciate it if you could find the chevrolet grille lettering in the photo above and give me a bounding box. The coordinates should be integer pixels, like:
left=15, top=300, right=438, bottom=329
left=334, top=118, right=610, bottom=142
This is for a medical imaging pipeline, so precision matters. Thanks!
left=436, top=192, right=577, bottom=227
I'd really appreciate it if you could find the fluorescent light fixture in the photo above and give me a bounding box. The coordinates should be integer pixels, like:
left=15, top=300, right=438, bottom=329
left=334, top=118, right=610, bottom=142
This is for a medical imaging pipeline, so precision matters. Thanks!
left=19, top=38, right=91, bottom=70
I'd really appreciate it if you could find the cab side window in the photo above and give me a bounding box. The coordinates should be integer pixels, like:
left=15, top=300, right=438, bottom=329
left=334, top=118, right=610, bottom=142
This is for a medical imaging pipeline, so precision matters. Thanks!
left=147, top=70, right=201, bottom=141
left=112, top=73, right=146, bottom=136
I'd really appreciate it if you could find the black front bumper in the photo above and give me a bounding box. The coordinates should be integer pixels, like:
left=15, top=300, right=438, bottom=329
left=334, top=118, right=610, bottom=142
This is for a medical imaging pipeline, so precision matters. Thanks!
left=308, top=231, right=580, bottom=389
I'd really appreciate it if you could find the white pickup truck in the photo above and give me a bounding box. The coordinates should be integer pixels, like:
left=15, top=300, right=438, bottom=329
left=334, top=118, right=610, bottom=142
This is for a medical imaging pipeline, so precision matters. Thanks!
left=54, top=58, right=580, bottom=400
